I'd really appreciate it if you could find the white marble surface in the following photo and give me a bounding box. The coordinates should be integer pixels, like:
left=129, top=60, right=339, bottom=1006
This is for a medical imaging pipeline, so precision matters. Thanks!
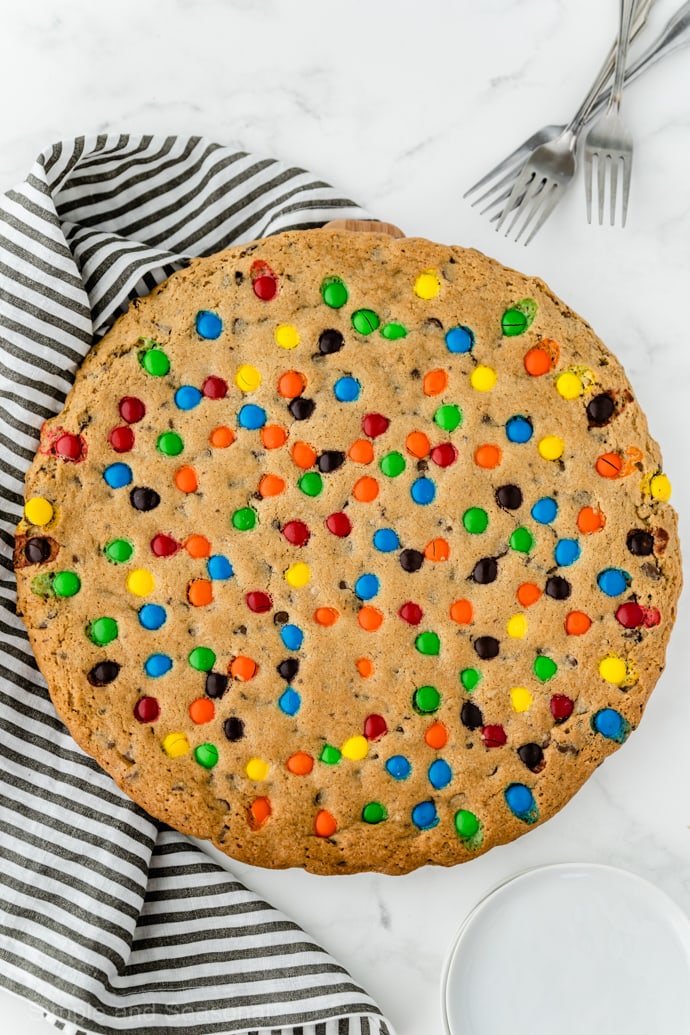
left=2, top=1, right=690, bottom=1032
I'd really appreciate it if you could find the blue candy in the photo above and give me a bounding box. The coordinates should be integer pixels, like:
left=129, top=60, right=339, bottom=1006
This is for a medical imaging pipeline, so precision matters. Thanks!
left=333, top=376, right=361, bottom=402
left=280, top=624, right=304, bottom=651
left=597, top=567, right=631, bottom=597
left=138, top=603, right=166, bottom=630
left=195, top=310, right=222, bottom=339
left=592, top=708, right=627, bottom=742
left=238, top=404, right=267, bottom=430
left=354, top=573, right=380, bottom=600
left=386, top=755, right=411, bottom=780
left=144, top=653, right=173, bottom=678
left=506, top=415, right=534, bottom=443
left=445, top=325, right=475, bottom=354
left=504, top=782, right=538, bottom=822
left=428, top=759, right=452, bottom=790
left=279, top=687, right=301, bottom=716
left=531, top=496, right=558, bottom=524
left=207, top=555, right=233, bottom=580
left=411, top=477, right=436, bottom=506
left=103, top=462, right=132, bottom=489
left=174, top=385, right=202, bottom=410
left=554, top=538, right=581, bottom=567
left=411, top=800, right=439, bottom=830
left=373, top=528, right=400, bottom=552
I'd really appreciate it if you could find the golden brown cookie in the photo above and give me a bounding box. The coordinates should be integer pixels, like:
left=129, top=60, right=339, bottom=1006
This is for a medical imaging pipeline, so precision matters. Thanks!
left=14, top=229, right=681, bottom=874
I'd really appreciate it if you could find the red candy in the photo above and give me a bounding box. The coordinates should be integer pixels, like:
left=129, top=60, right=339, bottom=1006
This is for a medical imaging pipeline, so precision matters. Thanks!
left=150, top=533, right=181, bottom=557
left=282, top=520, right=310, bottom=547
left=430, top=443, right=458, bottom=468
left=134, top=696, right=160, bottom=723
left=108, top=426, right=135, bottom=453
left=364, top=714, right=388, bottom=741
left=246, top=591, right=273, bottom=613
left=398, top=601, right=423, bottom=625
left=362, top=413, right=390, bottom=438
left=550, top=694, right=574, bottom=722
left=202, top=375, right=228, bottom=399
left=326, top=512, right=352, bottom=537
left=615, top=602, right=645, bottom=629
left=118, top=396, right=146, bottom=423
left=54, top=432, right=85, bottom=461
left=250, top=260, right=278, bottom=301
left=482, top=725, right=507, bottom=748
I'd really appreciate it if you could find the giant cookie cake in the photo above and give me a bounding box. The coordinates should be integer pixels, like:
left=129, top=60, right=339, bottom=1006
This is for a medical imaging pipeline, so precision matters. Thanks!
left=14, top=229, right=681, bottom=874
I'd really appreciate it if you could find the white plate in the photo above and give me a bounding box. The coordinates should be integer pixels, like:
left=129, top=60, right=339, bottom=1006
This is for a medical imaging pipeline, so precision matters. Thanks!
left=442, top=863, right=690, bottom=1035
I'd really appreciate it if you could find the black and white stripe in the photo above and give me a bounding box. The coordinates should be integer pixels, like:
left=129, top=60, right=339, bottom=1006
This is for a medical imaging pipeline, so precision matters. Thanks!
left=0, top=134, right=392, bottom=1035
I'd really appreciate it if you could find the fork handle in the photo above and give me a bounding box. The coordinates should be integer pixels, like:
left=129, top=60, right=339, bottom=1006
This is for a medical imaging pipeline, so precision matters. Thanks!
left=611, top=0, right=638, bottom=109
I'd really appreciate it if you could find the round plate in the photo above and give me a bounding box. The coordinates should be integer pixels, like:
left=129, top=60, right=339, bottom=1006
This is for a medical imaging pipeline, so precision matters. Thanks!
left=442, top=863, right=690, bottom=1035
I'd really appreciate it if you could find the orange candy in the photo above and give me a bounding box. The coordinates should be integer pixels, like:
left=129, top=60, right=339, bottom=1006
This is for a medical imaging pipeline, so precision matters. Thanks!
left=596, top=452, right=623, bottom=479
left=247, top=796, right=272, bottom=830
left=314, top=606, right=339, bottom=627
left=474, top=444, right=502, bottom=469
left=524, top=338, right=560, bottom=376
left=261, top=424, right=288, bottom=450
left=423, top=368, right=448, bottom=396
left=314, top=809, right=338, bottom=838
left=292, top=440, right=317, bottom=469
left=577, top=506, right=606, bottom=534
left=356, top=657, right=375, bottom=678
left=259, top=474, right=286, bottom=497
left=185, top=534, right=211, bottom=559
left=348, top=438, right=374, bottom=464
left=174, top=465, right=198, bottom=493
left=565, top=611, right=592, bottom=636
left=450, top=599, right=474, bottom=624
left=406, top=430, right=431, bottom=458
left=358, top=606, right=383, bottom=631
left=517, top=582, right=542, bottom=608
left=352, top=476, right=379, bottom=502
left=209, top=425, right=235, bottom=448
left=286, top=751, right=314, bottom=776
left=277, top=370, right=306, bottom=398
left=187, top=579, right=213, bottom=607
left=229, top=655, right=258, bottom=681
left=189, top=697, right=215, bottom=724
left=425, top=721, right=449, bottom=750
left=425, top=538, right=450, bottom=562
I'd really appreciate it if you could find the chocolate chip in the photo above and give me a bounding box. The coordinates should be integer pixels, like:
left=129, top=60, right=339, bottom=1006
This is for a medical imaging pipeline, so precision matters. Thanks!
left=518, top=743, right=545, bottom=771
left=472, top=557, right=498, bottom=584
left=223, top=717, right=245, bottom=742
left=130, top=486, right=160, bottom=511
left=205, top=672, right=229, bottom=698
left=400, top=549, right=424, bottom=572
left=626, top=529, right=654, bottom=556
left=461, top=701, right=484, bottom=730
left=474, top=636, right=499, bottom=660
left=495, top=484, right=523, bottom=510
left=318, top=329, right=344, bottom=354
left=317, top=450, right=346, bottom=473
left=277, top=658, right=299, bottom=681
left=289, top=397, right=316, bottom=421
left=586, top=392, right=615, bottom=426
left=87, top=660, right=120, bottom=686
left=24, top=537, right=51, bottom=564
left=545, top=576, right=571, bottom=600
left=273, top=611, right=289, bottom=626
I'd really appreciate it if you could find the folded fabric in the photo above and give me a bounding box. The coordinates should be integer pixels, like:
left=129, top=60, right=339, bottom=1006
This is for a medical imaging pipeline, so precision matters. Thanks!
left=0, top=134, right=393, bottom=1035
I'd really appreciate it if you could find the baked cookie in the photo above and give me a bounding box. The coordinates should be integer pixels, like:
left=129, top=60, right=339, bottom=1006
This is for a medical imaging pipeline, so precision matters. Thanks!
left=14, top=229, right=681, bottom=874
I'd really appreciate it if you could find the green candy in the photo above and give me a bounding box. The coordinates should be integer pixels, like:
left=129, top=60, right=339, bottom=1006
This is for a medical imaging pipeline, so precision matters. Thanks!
left=298, top=472, right=323, bottom=497
left=321, top=276, right=348, bottom=309
left=501, top=298, right=537, bottom=337
left=434, top=404, right=462, bottom=432
left=53, top=571, right=81, bottom=597
left=380, top=322, right=407, bottom=340
left=379, top=451, right=406, bottom=478
left=188, top=646, right=216, bottom=672
left=454, top=809, right=480, bottom=840
left=510, top=526, right=534, bottom=553
left=88, top=617, right=118, bottom=646
left=232, top=507, right=257, bottom=531
left=415, top=631, right=440, bottom=656
left=534, top=655, right=558, bottom=682
left=362, top=802, right=388, bottom=824
left=105, top=538, right=134, bottom=563
left=463, top=507, right=488, bottom=534
left=138, top=340, right=170, bottom=376
left=194, top=744, right=219, bottom=769
left=156, top=431, right=183, bottom=457
left=413, top=685, right=441, bottom=714
left=319, top=744, right=341, bottom=765
left=351, top=308, right=380, bottom=335
left=460, top=668, right=481, bottom=692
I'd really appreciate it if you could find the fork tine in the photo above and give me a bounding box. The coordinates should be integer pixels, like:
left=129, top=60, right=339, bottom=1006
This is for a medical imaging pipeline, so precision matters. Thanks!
left=471, top=166, right=524, bottom=211
left=609, top=156, right=619, bottom=226
left=584, top=149, right=594, bottom=225
left=504, top=174, right=544, bottom=240
left=494, top=167, right=536, bottom=234
left=621, top=156, right=632, bottom=228
left=513, top=179, right=553, bottom=244
left=463, top=138, right=533, bottom=199
left=597, top=153, right=607, bottom=226
left=488, top=182, right=534, bottom=224
left=523, top=183, right=560, bottom=245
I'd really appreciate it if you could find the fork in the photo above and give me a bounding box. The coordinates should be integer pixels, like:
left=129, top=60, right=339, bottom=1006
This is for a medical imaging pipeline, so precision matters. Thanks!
left=464, top=0, right=656, bottom=215
left=583, top=0, right=636, bottom=225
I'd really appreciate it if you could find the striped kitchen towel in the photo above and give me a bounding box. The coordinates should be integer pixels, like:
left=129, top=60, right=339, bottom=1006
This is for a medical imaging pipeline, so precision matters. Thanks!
left=0, top=134, right=393, bottom=1035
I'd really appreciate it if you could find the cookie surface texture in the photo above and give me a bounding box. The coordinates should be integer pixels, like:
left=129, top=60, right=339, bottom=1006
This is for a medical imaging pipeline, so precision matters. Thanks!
left=14, top=230, right=681, bottom=874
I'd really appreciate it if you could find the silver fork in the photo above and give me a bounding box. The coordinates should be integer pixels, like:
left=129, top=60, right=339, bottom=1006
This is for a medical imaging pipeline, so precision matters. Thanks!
left=464, top=0, right=655, bottom=215
left=583, top=0, right=636, bottom=225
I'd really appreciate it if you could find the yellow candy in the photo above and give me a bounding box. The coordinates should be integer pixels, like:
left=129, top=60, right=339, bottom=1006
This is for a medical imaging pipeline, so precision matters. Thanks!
left=341, top=735, right=369, bottom=761
left=507, top=614, right=528, bottom=639
left=555, top=371, right=583, bottom=399
left=650, top=473, right=671, bottom=502
left=245, top=757, right=270, bottom=781
left=285, top=562, right=311, bottom=588
left=414, top=269, right=441, bottom=300
left=538, top=435, right=565, bottom=461
left=598, top=655, right=627, bottom=685
left=274, top=324, right=300, bottom=350
left=24, top=497, right=54, bottom=526
left=126, top=568, right=155, bottom=597
left=510, top=687, right=533, bottom=713
left=162, top=732, right=190, bottom=758
left=470, top=365, right=497, bottom=392
left=235, top=364, right=261, bottom=391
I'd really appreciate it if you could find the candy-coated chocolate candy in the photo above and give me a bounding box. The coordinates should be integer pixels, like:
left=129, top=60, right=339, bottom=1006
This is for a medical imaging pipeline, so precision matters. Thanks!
left=399, top=601, right=423, bottom=625
left=279, top=688, right=301, bottom=715
left=326, top=512, right=351, bottom=537
left=119, top=396, right=145, bottom=423
left=134, top=696, right=160, bottom=723
left=55, top=432, right=85, bottom=461
left=318, top=328, right=344, bottom=354
left=24, top=497, right=54, bottom=526
left=504, top=783, right=538, bottom=822
left=597, top=568, right=631, bottom=597
left=321, top=277, right=348, bottom=309
left=411, top=800, right=439, bottom=829
left=445, top=325, right=474, bottom=353
left=362, top=412, right=389, bottom=438
left=202, top=375, right=228, bottom=399
left=386, top=755, right=411, bottom=780
left=373, top=528, right=399, bottom=552
left=130, top=486, right=160, bottom=511
left=24, top=537, right=51, bottom=564
left=428, top=759, right=452, bottom=789
left=108, top=426, right=134, bottom=452
left=195, top=311, right=222, bottom=338
left=364, top=714, right=388, bottom=741
left=400, top=549, right=424, bottom=572
left=283, top=520, right=310, bottom=546
left=223, top=717, right=245, bottom=741
left=87, top=660, right=120, bottom=686
left=550, top=694, right=574, bottom=722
